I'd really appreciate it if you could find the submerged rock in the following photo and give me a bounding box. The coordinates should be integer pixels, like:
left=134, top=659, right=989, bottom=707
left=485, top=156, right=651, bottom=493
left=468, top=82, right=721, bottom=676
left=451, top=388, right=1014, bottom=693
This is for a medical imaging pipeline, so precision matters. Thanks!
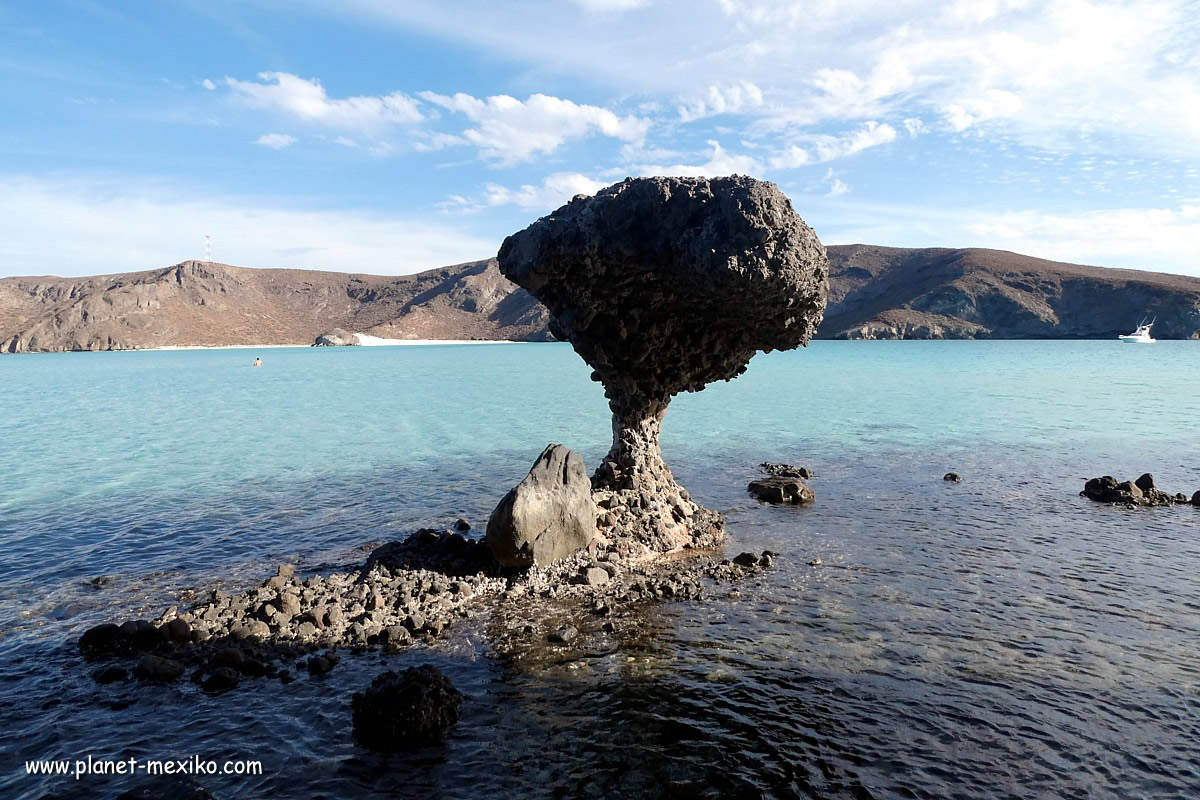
left=351, top=665, right=463, bottom=751
left=760, top=462, right=814, bottom=479
left=944, top=472, right=962, bottom=482
left=486, top=444, right=596, bottom=568
left=499, top=176, right=828, bottom=553
left=134, top=655, right=185, bottom=682
left=747, top=476, right=815, bottom=505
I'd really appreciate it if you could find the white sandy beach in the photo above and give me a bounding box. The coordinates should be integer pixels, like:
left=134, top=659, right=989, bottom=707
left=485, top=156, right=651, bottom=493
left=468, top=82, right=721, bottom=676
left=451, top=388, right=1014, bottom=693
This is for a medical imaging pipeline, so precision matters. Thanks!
left=148, top=335, right=525, bottom=351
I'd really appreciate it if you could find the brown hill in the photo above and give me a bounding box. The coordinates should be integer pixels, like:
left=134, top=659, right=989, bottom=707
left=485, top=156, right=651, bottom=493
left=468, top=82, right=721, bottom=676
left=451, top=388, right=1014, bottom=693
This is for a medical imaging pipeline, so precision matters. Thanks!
left=3, top=245, right=1198, bottom=352
left=0, top=259, right=551, bottom=353
left=820, top=245, right=1200, bottom=339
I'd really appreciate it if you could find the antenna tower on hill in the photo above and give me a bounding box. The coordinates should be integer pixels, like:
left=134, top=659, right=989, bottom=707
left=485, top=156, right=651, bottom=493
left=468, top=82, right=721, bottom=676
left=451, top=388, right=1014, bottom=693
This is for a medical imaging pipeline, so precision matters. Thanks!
left=204, top=234, right=212, bottom=263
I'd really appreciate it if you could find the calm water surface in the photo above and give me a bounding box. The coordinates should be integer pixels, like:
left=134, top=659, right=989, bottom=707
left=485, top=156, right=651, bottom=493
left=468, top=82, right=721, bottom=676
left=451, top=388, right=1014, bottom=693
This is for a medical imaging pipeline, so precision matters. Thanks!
left=1, top=341, right=1198, bottom=799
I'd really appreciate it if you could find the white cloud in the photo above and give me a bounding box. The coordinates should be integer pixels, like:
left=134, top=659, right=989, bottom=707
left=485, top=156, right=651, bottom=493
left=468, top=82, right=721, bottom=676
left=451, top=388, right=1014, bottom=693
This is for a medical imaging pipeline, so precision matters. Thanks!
left=225, top=72, right=424, bottom=132
left=461, top=171, right=608, bottom=211
left=678, top=81, right=764, bottom=122
left=572, top=0, right=650, bottom=10
left=628, top=140, right=764, bottom=178
left=418, top=91, right=650, bottom=165
left=770, top=121, right=896, bottom=168
left=255, top=133, right=296, bottom=149
left=201, top=78, right=216, bottom=91
left=0, top=175, right=498, bottom=276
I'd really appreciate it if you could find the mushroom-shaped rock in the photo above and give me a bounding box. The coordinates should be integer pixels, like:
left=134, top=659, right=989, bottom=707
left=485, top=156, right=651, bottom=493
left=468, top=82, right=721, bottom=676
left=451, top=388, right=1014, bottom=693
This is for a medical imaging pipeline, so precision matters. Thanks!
left=498, top=176, right=828, bottom=551
left=351, top=665, right=463, bottom=751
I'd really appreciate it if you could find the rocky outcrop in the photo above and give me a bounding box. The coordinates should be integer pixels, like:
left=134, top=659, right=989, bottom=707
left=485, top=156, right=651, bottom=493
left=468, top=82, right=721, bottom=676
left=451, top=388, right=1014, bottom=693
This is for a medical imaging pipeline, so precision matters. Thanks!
left=351, top=665, right=463, bottom=751
left=499, top=176, right=828, bottom=552
left=747, top=476, right=814, bottom=505
left=312, top=328, right=359, bottom=346
left=486, top=444, right=597, bottom=567
left=820, top=245, right=1200, bottom=340
left=1081, top=475, right=1190, bottom=507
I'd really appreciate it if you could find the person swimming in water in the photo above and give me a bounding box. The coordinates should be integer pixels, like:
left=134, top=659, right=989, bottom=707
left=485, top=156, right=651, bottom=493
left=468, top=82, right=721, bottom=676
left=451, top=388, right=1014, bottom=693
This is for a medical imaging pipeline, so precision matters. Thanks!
left=253, top=357, right=262, bottom=367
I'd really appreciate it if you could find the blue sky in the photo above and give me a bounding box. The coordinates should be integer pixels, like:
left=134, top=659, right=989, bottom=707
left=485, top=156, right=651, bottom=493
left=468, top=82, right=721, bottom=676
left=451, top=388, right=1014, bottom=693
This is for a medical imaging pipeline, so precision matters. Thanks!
left=2, top=0, right=1198, bottom=277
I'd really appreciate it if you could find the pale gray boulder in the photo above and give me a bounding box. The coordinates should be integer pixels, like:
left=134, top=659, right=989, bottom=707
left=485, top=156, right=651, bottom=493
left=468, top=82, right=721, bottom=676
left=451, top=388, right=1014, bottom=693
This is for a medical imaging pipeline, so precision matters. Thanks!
left=486, top=444, right=597, bottom=568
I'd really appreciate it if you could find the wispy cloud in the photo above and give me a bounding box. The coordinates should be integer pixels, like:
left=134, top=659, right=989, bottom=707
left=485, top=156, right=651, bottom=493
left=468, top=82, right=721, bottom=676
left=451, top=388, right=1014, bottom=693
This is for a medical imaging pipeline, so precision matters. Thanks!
left=224, top=72, right=424, bottom=132
left=446, top=171, right=608, bottom=213
left=255, top=133, right=296, bottom=149
left=418, top=91, right=650, bottom=165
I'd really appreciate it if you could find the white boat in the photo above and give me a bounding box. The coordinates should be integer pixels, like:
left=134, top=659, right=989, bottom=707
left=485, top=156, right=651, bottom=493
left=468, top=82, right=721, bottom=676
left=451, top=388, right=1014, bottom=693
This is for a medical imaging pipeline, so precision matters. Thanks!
left=1119, top=319, right=1156, bottom=343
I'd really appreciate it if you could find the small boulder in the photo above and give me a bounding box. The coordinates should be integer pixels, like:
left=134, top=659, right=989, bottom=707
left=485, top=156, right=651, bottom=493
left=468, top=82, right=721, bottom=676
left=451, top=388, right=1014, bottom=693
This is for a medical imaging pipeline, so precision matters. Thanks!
left=93, top=665, right=128, bottom=684
left=747, top=476, right=815, bottom=505
left=584, top=567, right=610, bottom=586
left=79, top=623, right=124, bottom=655
left=486, top=444, right=597, bottom=568
left=163, top=618, right=191, bottom=643
left=453, top=518, right=472, bottom=532
left=943, top=472, right=962, bottom=483
left=548, top=625, right=578, bottom=644
left=1134, top=473, right=1156, bottom=492
left=202, top=667, right=240, bottom=694
left=732, top=552, right=759, bottom=567
left=351, top=665, right=463, bottom=751
left=1193, top=491, right=1200, bottom=507
left=307, top=653, right=338, bottom=676
left=760, top=462, right=814, bottom=479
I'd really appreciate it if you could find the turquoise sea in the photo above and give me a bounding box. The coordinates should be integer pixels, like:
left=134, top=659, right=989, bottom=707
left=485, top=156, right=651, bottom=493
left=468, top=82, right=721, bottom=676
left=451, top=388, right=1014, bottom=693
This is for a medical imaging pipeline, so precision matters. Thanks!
left=2, top=341, right=1199, bottom=799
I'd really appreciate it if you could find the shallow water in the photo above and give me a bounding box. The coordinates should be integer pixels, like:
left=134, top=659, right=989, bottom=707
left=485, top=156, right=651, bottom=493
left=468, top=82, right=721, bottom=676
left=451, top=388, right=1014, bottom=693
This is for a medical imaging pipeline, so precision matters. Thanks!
left=2, top=342, right=1199, bottom=798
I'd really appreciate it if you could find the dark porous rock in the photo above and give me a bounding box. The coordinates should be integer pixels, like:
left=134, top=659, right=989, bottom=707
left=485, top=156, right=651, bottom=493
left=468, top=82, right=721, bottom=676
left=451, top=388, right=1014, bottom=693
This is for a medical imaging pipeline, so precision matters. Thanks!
left=202, top=667, right=240, bottom=694
left=499, top=176, right=828, bottom=554
left=212, top=647, right=245, bottom=669
left=313, top=328, right=359, bottom=347
left=486, top=444, right=597, bottom=568
left=163, top=618, right=191, bottom=643
left=760, top=462, right=814, bottom=479
left=351, top=665, right=463, bottom=752
left=1193, top=490, right=1200, bottom=506
left=747, top=476, right=815, bottom=505
left=732, top=552, right=760, bottom=568
left=943, top=472, right=962, bottom=482
left=120, top=620, right=162, bottom=651
left=307, top=653, right=338, bottom=676
left=1082, top=475, right=1180, bottom=507
left=79, top=623, right=124, bottom=655
left=93, top=665, right=129, bottom=684
left=548, top=625, right=578, bottom=644
left=134, top=655, right=185, bottom=682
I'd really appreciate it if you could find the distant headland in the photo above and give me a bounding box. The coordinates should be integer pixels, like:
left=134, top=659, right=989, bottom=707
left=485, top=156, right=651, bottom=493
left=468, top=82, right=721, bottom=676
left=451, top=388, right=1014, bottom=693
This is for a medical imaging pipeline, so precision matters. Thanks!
left=2, top=245, right=1199, bottom=352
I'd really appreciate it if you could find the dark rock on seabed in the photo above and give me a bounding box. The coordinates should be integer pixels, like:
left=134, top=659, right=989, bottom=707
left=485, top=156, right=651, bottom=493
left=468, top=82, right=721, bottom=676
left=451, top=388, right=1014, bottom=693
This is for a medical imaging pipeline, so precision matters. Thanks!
left=747, top=476, right=815, bottom=505
left=352, top=665, right=464, bottom=751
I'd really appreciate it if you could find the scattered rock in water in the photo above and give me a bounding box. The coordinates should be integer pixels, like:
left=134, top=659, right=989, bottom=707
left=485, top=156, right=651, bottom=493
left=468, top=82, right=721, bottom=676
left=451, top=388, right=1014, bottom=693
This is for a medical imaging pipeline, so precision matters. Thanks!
left=351, top=665, right=463, bottom=752
left=134, top=654, right=185, bottom=682
left=1193, top=490, right=1200, bottom=506
left=732, top=552, right=760, bottom=567
left=548, top=625, right=578, bottom=644
left=808, top=558, right=822, bottom=566
left=307, top=653, right=338, bottom=676
left=453, top=518, right=471, bottom=532
left=760, top=462, right=814, bottom=479
left=79, top=623, right=125, bottom=656
left=499, top=176, right=828, bottom=554
left=747, top=476, right=815, bottom=505
left=943, top=472, right=962, bottom=482
left=202, top=667, right=240, bottom=694
left=1081, top=475, right=1183, bottom=507
left=486, top=443, right=596, bottom=568
left=93, top=665, right=128, bottom=684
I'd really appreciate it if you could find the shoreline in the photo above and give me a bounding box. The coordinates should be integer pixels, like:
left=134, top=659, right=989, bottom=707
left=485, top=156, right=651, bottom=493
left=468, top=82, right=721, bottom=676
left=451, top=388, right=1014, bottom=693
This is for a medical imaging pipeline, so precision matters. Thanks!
left=148, top=337, right=528, bottom=351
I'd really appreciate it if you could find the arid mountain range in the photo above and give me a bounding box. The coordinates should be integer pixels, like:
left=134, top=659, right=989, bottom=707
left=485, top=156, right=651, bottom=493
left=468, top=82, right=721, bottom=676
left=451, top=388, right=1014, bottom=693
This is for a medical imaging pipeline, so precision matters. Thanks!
left=2, top=245, right=1198, bottom=352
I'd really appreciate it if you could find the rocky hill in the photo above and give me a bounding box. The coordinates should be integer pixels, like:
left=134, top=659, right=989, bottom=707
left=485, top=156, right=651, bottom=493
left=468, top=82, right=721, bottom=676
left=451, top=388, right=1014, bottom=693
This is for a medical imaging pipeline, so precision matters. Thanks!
left=3, top=245, right=1198, bottom=352
left=822, top=245, right=1200, bottom=339
left=0, top=259, right=551, bottom=352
